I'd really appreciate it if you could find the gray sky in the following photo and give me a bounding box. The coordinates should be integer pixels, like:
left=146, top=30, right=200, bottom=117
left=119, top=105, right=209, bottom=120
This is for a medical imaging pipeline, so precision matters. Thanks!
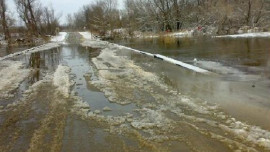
left=7, top=0, right=125, bottom=25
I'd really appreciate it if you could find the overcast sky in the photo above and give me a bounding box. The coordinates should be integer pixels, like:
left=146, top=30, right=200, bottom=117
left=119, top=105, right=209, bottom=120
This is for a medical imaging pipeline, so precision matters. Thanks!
left=7, top=0, right=125, bottom=25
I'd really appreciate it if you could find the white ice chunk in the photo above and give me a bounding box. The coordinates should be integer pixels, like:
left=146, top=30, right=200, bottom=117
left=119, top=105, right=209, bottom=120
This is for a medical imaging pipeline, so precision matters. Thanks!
left=169, top=30, right=194, bottom=38
left=0, top=60, right=30, bottom=98
left=79, top=32, right=93, bottom=40
left=155, top=54, right=209, bottom=73
left=0, top=43, right=60, bottom=61
left=53, top=65, right=72, bottom=97
left=215, top=32, right=270, bottom=38
left=51, top=32, right=67, bottom=42
left=112, top=44, right=209, bottom=73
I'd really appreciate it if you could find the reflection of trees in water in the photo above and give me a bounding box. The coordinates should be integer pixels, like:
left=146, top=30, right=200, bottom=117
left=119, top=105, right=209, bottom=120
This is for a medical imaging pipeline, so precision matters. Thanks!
left=69, top=45, right=100, bottom=62
left=266, top=50, right=270, bottom=79
left=47, top=47, right=61, bottom=71
left=28, top=47, right=61, bottom=83
left=29, top=52, right=41, bottom=83
left=4, top=47, right=13, bottom=57
left=29, top=52, right=41, bottom=69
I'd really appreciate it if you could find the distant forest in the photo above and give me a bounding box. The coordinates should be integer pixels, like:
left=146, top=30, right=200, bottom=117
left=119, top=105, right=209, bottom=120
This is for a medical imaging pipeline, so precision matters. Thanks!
left=1, top=0, right=270, bottom=45
left=67, top=0, right=270, bottom=35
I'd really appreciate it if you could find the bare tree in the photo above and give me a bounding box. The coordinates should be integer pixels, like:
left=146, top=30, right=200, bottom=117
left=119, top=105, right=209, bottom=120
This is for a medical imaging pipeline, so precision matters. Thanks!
left=40, top=6, right=60, bottom=35
left=15, top=0, right=37, bottom=36
left=66, top=0, right=270, bottom=35
left=0, top=0, right=11, bottom=44
left=15, top=0, right=61, bottom=37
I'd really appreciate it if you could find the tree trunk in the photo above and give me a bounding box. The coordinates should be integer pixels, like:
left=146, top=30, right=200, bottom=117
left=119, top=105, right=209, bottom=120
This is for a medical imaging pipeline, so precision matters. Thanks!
left=246, top=0, right=252, bottom=26
left=0, top=0, right=11, bottom=45
left=27, top=0, right=38, bottom=36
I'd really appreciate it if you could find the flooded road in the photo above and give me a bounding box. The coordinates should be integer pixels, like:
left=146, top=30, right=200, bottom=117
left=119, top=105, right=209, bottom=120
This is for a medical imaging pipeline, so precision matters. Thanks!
left=113, top=37, right=270, bottom=130
left=0, top=33, right=270, bottom=151
left=113, top=37, right=270, bottom=73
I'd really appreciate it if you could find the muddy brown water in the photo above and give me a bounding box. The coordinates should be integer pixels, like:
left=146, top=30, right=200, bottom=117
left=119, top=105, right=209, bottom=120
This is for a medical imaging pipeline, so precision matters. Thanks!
left=113, top=37, right=270, bottom=71
left=113, top=37, right=270, bottom=129
left=0, top=33, right=270, bottom=151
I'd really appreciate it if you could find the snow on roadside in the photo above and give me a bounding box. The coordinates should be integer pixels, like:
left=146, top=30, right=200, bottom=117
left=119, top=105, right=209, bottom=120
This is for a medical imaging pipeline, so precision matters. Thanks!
left=132, top=31, right=193, bottom=38
left=82, top=40, right=210, bottom=73
left=81, top=39, right=109, bottom=49
left=112, top=43, right=209, bottom=73
left=0, top=60, right=30, bottom=98
left=79, top=32, right=93, bottom=40
left=0, top=43, right=60, bottom=61
left=215, top=32, right=270, bottom=38
left=133, top=32, right=159, bottom=38
left=168, top=30, right=194, bottom=38
left=155, top=54, right=209, bottom=73
left=50, top=32, right=68, bottom=42
left=53, top=65, right=73, bottom=98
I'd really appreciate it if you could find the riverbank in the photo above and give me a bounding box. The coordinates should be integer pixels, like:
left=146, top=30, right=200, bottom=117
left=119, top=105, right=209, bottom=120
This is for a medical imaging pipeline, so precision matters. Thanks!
left=102, top=26, right=270, bottom=39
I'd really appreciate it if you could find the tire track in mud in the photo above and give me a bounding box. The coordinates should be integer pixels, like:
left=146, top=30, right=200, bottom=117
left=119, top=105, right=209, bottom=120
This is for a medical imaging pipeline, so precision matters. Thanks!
left=27, top=90, right=69, bottom=152
left=0, top=80, right=50, bottom=152
left=0, top=66, right=71, bottom=152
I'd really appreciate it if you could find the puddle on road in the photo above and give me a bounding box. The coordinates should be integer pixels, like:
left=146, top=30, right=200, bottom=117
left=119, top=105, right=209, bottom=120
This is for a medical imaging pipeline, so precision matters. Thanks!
left=0, top=44, right=140, bottom=151
left=59, top=46, right=137, bottom=116
left=8, top=45, right=137, bottom=116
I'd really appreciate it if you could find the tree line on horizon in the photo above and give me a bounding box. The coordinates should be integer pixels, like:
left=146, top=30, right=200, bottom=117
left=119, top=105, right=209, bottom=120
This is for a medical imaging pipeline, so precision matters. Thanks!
left=1, top=0, right=270, bottom=45
left=67, top=0, right=270, bottom=37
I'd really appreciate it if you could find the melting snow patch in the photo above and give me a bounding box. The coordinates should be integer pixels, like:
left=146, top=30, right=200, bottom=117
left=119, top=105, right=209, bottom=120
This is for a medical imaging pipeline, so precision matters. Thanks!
left=155, top=54, right=209, bottom=73
left=51, top=32, right=67, bottom=42
left=81, top=38, right=209, bottom=73
left=215, top=32, right=270, bottom=38
left=103, top=106, right=112, bottom=111
left=131, top=108, right=171, bottom=130
left=53, top=65, right=73, bottom=97
left=111, top=43, right=209, bottom=73
left=0, top=43, right=60, bottom=61
left=0, top=60, right=30, bottom=98
left=168, top=30, right=194, bottom=38
left=81, top=40, right=109, bottom=49
left=79, top=32, right=93, bottom=40
left=227, top=120, right=270, bottom=150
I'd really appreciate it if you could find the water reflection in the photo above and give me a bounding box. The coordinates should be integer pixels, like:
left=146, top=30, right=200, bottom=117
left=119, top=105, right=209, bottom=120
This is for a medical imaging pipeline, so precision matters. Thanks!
left=12, top=45, right=136, bottom=116
left=113, top=37, right=270, bottom=68
left=29, top=52, right=41, bottom=82
left=126, top=50, right=270, bottom=130
left=0, top=46, right=29, bottom=57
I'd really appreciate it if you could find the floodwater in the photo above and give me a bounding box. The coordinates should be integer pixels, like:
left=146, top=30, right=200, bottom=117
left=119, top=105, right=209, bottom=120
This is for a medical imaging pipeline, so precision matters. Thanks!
left=113, top=37, right=270, bottom=71
left=0, top=46, right=30, bottom=57
left=0, top=33, right=270, bottom=152
left=114, top=37, right=270, bottom=129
